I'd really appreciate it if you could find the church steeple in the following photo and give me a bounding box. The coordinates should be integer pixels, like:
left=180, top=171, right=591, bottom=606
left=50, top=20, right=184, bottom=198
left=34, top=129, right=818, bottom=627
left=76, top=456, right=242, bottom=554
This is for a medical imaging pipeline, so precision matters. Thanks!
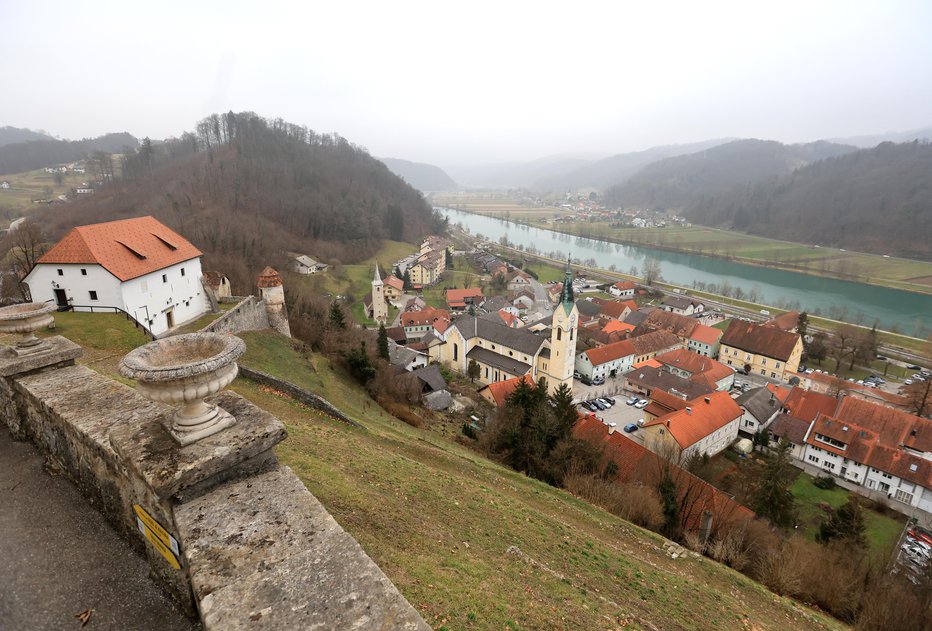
left=373, top=262, right=383, bottom=285
left=371, top=261, right=387, bottom=323
left=560, top=255, right=574, bottom=312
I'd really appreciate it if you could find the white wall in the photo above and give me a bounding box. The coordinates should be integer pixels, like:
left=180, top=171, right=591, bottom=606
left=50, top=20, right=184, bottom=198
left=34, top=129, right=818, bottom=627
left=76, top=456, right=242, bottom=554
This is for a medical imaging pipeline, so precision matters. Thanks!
left=685, top=417, right=739, bottom=459
left=25, top=258, right=208, bottom=337
left=26, top=264, right=124, bottom=310
left=120, top=258, right=208, bottom=336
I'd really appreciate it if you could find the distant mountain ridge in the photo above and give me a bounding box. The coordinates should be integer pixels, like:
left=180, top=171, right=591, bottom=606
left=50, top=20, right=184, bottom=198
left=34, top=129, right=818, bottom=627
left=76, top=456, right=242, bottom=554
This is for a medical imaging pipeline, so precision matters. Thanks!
left=685, top=140, right=932, bottom=259
left=381, top=158, right=457, bottom=192
left=534, top=138, right=734, bottom=190
left=0, top=126, right=53, bottom=147
left=828, top=126, right=932, bottom=148
left=603, top=139, right=858, bottom=210
left=0, top=132, right=139, bottom=175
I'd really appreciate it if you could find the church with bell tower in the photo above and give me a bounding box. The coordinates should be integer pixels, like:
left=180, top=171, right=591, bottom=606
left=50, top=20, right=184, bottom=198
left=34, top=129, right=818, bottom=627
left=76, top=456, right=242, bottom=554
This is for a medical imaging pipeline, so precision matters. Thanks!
left=370, top=262, right=388, bottom=324
left=541, top=259, right=578, bottom=394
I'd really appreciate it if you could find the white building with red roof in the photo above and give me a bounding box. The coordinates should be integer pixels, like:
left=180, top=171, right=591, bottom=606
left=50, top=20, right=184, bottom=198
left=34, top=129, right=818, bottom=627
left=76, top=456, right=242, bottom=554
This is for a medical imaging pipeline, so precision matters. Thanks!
left=24, top=216, right=209, bottom=337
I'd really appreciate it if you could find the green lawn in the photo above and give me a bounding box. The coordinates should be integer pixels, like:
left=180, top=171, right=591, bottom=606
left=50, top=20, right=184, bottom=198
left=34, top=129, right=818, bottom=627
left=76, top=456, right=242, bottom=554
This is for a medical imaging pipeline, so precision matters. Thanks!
left=525, top=262, right=565, bottom=284
left=791, top=471, right=905, bottom=555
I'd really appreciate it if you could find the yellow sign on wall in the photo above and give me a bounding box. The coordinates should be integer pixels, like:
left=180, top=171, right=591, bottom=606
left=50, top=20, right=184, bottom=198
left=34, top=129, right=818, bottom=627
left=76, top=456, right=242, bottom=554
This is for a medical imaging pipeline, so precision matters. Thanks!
left=133, top=504, right=181, bottom=570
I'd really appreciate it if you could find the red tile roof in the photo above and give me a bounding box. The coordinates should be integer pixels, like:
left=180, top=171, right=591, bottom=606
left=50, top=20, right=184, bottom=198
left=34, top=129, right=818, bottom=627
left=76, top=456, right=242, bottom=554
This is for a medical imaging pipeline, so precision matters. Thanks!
left=480, top=375, right=534, bottom=407
left=763, top=311, right=799, bottom=332
left=384, top=275, right=404, bottom=290
left=655, top=349, right=733, bottom=385
left=401, top=307, right=450, bottom=328
left=573, top=415, right=754, bottom=531
left=689, top=323, right=723, bottom=346
left=638, top=310, right=699, bottom=339
left=721, top=320, right=801, bottom=362
left=783, top=388, right=839, bottom=422
left=612, top=281, right=636, bottom=291
left=583, top=339, right=636, bottom=366
left=602, top=319, right=635, bottom=335
left=628, top=330, right=683, bottom=357
left=591, top=298, right=637, bottom=319
left=806, top=397, right=932, bottom=488
left=37, top=216, right=202, bottom=282
left=643, top=391, right=743, bottom=449
left=257, top=266, right=283, bottom=288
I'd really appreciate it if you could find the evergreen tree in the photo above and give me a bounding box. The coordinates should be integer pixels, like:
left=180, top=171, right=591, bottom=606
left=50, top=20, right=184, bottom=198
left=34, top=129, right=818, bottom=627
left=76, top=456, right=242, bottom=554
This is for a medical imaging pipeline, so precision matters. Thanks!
left=377, top=323, right=389, bottom=360
left=659, top=472, right=680, bottom=539
left=467, top=359, right=480, bottom=383
left=402, top=269, right=412, bottom=291
left=797, top=311, right=809, bottom=343
left=345, top=341, right=376, bottom=383
left=817, top=495, right=867, bottom=548
left=329, top=302, right=346, bottom=329
left=445, top=248, right=453, bottom=269
left=750, top=439, right=797, bottom=528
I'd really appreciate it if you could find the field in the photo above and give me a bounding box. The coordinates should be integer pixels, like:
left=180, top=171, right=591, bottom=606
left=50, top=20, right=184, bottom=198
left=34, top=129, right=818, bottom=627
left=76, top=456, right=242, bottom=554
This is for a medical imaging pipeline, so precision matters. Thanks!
left=532, top=221, right=932, bottom=295
left=791, top=471, right=905, bottom=554
left=432, top=193, right=564, bottom=223
left=0, top=167, right=93, bottom=225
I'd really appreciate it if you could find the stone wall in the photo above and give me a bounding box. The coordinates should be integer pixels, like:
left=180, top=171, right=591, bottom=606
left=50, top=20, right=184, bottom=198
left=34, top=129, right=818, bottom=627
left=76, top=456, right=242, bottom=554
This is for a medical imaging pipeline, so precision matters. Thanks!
left=238, top=365, right=362, bottom=428
left=0, top=337, right=428, bottom=630
left=201, top=296, right=270, bottom=335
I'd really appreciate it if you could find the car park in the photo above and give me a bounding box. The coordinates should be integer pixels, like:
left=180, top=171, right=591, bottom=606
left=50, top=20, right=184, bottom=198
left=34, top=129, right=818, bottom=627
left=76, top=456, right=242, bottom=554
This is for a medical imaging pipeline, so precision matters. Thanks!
left=623, top=423, right=638, bottom=433
left=592, top=399, right=607, bottom=411
left=634, top=399, right=649, bottom=409
left=626, top=396, right=639, bottom=406
left=598, top=398, right=614, bottom=408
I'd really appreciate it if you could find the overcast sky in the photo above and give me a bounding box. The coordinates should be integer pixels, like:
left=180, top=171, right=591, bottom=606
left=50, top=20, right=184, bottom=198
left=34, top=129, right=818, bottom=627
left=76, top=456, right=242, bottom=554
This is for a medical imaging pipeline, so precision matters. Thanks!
left=2, top=1, right=931, bottom=167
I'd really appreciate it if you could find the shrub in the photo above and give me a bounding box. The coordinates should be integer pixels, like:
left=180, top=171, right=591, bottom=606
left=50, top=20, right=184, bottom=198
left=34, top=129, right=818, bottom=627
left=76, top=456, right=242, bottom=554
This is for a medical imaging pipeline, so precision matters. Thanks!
left=814, top=475, right=837, bottom=490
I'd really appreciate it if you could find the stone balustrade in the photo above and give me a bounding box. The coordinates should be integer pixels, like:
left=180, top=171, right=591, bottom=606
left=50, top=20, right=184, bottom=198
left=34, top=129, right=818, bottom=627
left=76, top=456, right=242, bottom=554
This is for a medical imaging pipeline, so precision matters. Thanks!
left=0, top=328, right=427, bottom=629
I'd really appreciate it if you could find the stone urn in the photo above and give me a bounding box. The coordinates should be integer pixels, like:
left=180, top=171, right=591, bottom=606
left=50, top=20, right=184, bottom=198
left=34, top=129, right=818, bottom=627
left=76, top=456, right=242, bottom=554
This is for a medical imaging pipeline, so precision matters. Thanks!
left=120, top=333, right=246, bottom=446
left=0, top=302, right=56, bottom=356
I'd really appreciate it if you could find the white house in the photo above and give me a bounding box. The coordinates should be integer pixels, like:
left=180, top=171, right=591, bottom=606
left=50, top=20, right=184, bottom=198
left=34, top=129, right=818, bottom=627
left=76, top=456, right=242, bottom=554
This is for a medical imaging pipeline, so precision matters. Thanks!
left=0, top=181, right=10, bottom=190
left=574, top=339, right=636, bottom=381
left=288, top=252, right=327, bottom=275
left=608, top=280, right=636, bottom=298
left=734, top=387, right=782, bottom=439
left=24, top=216, right=209, bottom=337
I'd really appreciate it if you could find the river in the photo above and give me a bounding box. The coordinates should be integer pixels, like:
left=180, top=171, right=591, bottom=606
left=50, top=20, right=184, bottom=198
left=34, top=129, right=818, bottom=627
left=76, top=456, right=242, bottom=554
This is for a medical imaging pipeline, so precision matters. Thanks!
left=439, top=207, right=932, bottom=335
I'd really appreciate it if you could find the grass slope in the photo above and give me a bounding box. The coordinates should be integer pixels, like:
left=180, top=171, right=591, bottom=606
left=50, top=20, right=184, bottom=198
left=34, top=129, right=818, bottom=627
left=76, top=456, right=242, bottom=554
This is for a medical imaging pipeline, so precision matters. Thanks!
left=791, top=472, right=905, bottom=553
left=233, top=330, right=844, bottom=631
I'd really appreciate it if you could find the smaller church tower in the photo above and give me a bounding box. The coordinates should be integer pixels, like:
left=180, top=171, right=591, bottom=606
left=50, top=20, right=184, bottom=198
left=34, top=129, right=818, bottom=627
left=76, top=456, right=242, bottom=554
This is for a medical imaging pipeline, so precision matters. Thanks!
left=258, top=266, right=291, bottom=338
left=544, top=258, right=578, bottom=395
left=371, top=262, right=388, bottom=324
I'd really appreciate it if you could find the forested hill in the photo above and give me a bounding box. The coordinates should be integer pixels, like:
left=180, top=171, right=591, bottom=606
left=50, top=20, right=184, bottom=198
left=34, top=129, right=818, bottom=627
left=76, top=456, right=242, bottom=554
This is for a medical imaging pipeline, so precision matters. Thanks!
left=0, top=132, right=138, bottom=174
left=0, top=126, right=53, bottom=147
left=36, top=113, right=444, bottom=289
left=381, top=158, right=457, bottom=192
left=688, top=141, right=932, bottom=259
left=603, top=139, right=857, bottom=210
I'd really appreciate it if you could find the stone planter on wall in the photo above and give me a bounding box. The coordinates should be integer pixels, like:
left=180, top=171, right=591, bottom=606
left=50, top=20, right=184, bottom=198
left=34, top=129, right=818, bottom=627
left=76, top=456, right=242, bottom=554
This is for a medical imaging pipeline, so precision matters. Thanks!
left=120, top=333, right=246, bottom=446
left=0, top=302, right=56, bottom=356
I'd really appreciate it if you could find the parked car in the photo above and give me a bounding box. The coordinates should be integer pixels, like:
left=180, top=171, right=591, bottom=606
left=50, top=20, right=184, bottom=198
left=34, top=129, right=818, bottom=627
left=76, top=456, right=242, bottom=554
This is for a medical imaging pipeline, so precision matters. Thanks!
left=592, top=399, right=607, bottom=411
left=626, top=396, right=639, bottom=406
left=634, top=399, right=649, bottom=409
left=578, top=375, right=592, bottom=386
left=592, top=376, right=605, bottom=386
left=598, top=397, right=614, bottom=408
left=603, top=397, right=616, bottom=405
left=905, top=379, right=914, bottom=385
left=907, top=364, right=922, bottom=370
left=623, top=423, right=638, bottom=433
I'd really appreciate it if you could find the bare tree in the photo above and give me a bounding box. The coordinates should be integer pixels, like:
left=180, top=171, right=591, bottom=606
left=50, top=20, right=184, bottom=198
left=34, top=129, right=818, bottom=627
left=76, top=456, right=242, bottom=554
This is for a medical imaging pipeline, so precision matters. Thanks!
left=640, top=257, right=663, bottom=286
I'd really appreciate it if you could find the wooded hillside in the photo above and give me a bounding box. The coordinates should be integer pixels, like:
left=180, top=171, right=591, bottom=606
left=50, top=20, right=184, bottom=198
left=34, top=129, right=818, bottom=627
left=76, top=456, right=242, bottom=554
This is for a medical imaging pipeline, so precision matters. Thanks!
left=32, top=112, right=444, bottom=291
left=688, top=141, right=932, bottom=259
left=603, top=139, right=857, bottom=210
left=0, top=132, right=138, bottom=174
left=381, top=157, right=457, bottom=192
left=0, top=126, right=53, bottom=147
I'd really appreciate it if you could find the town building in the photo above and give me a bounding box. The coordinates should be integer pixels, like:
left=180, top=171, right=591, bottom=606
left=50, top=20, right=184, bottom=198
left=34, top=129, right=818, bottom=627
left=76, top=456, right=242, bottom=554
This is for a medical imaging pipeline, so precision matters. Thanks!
left=628, top=329, right=684, bottom=363
left=24, top=216, right=208, bottom=337
left=719, top=320, right=803, bottom=381
left=661, top=295, right=705, bottom=316
left=735, top=387, right=783, bottom=438
left=446, top=287, right=484, bottom=311
left=574, top=339, right=636, bottom=382
left=287, top=253, right=327, bottom=275
left=401, top=307, right=450, bottom=340
left=202, top=271, right=231, bottom=300
left=429, top=263, right=578, bottom=395
left=369, top=263, right=388, bottom=324
left=640, top=391, right=743, bottom=459
left=608, top=280, right=636, bottom=297
left=382, top=275, right=404, bottom=303
left=654, top=348, right=735, bottom=391
left=687, top=323, right=723, bottom=358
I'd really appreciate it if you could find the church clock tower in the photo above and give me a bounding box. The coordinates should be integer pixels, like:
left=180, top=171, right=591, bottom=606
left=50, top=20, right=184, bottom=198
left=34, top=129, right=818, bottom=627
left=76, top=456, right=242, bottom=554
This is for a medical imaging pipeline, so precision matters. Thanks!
left=371, top=262, right=388, bottom=324
left=544, top=258, right=578, bottom=395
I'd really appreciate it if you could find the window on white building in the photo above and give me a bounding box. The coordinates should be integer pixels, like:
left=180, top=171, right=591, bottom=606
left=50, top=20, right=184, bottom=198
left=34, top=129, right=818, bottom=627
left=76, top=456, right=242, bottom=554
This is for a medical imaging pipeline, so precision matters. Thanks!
left=81, top=269, right=87, bottom=276
left=879, top=482, right=890, bottom=493
left=88, top=291, right=97, bottom=301
left=180, top=268, right=185, bottom=277
left=808, top=455, right=819, bottom=463
left=162, top=274, right=167, bottom=283
left=57, top=269, right=63, bottom=276
left=895, top=489, right=913, bottom=504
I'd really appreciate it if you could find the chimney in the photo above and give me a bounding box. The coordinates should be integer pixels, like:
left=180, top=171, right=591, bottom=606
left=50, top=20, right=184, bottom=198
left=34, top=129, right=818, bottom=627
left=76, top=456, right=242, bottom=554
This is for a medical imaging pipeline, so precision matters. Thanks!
left=704, top=397, right=711, bottom=404
left=685, top=407, right=692, bottom=415
left=666, top=420, right=671, bottom=428
left=608, top=425, right=616, bottom=434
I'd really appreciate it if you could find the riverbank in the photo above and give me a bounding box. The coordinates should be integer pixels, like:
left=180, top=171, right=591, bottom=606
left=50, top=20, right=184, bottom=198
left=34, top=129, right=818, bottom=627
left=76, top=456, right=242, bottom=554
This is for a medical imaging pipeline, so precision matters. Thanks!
left=459, top=230, right=929, bottom=359
left=452, top=208, right=932, bottom=297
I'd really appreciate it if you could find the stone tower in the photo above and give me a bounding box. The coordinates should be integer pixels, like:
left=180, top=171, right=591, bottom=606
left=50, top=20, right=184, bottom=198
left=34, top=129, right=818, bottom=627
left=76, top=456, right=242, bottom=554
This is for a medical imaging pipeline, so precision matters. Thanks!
left=371, top=262, right=388, bottom=324
left=257, top=267, right=291, bottom=338
left=544, top=258, right=578, bottom=395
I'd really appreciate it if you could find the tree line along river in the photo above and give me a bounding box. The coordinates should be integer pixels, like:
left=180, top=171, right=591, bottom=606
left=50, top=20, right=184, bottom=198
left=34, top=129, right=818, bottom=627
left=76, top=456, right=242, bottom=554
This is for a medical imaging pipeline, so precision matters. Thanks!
left=438, top=207, right=931, bottom=337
